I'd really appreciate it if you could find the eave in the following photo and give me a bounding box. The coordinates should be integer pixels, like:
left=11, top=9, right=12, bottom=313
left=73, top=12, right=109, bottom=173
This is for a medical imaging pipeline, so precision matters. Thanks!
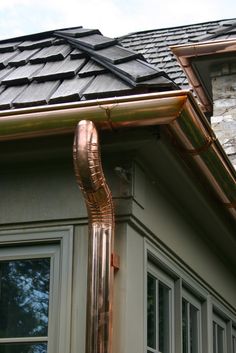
left=0, top=90, right=235, bottom=221
left=171, top=39, right=236, bottom=113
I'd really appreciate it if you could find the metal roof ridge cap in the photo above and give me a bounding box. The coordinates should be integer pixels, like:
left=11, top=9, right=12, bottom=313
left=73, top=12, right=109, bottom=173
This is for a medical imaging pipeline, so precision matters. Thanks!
left=56, top=34, right=145, bottom=63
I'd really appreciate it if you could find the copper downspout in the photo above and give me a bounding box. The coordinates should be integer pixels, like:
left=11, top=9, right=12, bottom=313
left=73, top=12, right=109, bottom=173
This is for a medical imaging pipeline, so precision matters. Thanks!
left=73, top=120, right=115, bottom=353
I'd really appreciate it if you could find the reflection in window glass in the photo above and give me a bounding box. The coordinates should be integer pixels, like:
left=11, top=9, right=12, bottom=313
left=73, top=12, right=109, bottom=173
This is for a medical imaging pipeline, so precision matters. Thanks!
left=233, top=335, right=236, bottom=353
left=213, top=323, right=216, bottom=353
left=182, top=298, right=200, bottom=353
left=233, top=329, right=236, bottom=353
left=182, top=300, right=188, bottom=353
left=190, top=305, right=198, bottom=353
left=0, top=258, right=50, bottom=338
left=147, top=274, right=156, bottom=349
left=0, top=342, right=47, bottom=353
left=147, top=272, right=171, bottom=353
left=217, top=325, right=224, bottom=353
left=213, top=317, right=226, bottom=353
left=159, top=283, right=169, bottom=353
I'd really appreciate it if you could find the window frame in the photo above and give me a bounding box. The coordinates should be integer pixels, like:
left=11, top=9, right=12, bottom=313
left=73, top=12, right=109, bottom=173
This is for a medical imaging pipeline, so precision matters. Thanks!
left=212, top=313, right=227, bottom=353
left=145, top=240, right=236, bottom=353
left=182, top=289, right=202, bottom=353
left=0, top=243, right=59, bottom=348
left=147, top=262, right=175, bottom=353
left=232, top=326, right=236, bottom=353
left=0, top=226, right=73, bottom=353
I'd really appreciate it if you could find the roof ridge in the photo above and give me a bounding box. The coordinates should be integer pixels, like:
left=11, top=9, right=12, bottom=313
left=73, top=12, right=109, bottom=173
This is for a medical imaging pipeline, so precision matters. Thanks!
left=54, top=28, right=176, bottom=89
left=192, top=21, right=236, bottom=42
left=0, top=26, right=83, bottom=44
left=118, top=18, right=236, bottom=39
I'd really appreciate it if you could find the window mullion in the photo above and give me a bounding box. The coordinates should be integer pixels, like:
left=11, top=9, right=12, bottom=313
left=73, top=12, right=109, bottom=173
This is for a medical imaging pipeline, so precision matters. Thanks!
left=197, top=308, right=201, bottom=353
left=187, top=302, right=190, bottom=353
left=232, top=327, right=236, bottom=353
left=232, top=328, right=236, bottom=353
left=174, top=278, right=182, bottom=353
left=215, top=324, right=218, bottom=353
left=226, top=321, right=232, bottom=353
left=156, top=279, right=159, bottom=353
left=48, top=250, right=60, bottom=353
left=202, top=296, right=213, bottom=353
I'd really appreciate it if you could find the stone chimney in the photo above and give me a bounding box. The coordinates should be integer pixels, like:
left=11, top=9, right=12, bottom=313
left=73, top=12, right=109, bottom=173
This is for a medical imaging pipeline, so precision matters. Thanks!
left=211, top=63, right=236, bottom=169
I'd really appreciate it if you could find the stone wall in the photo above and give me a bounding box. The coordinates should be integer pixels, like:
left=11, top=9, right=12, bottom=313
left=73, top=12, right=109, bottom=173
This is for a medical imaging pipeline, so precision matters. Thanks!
left=211, top=70, right=236, bottom=169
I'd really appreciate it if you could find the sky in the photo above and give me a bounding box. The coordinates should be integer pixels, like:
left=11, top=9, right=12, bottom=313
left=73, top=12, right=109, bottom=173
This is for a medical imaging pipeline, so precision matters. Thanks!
left=0, top=0, right=236, bottom=40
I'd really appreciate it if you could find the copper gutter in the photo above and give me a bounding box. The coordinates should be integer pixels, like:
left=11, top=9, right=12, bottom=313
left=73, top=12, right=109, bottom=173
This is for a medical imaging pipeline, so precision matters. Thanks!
left=171, top=39, right=236, bottom=112
left=0, top=91, right=185, bottom=140
left=0, top=90, right=235, bottom=220
left=73, top=120, right=115, bottom=353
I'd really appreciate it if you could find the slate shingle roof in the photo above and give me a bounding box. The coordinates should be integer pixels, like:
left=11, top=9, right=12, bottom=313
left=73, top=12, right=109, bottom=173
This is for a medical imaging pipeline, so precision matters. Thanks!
left=0, top=19, right=236, bottom=110
left=119, top=19, right=236, bottom=90
left=0, top=27, right=175, bottom=110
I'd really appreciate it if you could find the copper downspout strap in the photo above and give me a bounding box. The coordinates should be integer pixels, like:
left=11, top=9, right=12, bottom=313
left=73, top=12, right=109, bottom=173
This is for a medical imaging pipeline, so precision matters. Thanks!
left=73, top=120, right=115, bottom=353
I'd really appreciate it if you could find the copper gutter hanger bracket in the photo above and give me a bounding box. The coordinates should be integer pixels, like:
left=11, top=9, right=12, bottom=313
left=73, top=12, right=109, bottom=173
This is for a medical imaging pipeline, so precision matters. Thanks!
left=73, top=120, right=117, bottom=353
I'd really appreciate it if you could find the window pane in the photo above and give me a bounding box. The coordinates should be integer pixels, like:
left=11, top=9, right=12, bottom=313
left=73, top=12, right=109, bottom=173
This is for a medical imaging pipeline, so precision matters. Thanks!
left=213, top=322, right=217, bottom=353
left=217, top=325, right=224, bottom=353
left=0, top=258, right=50, bottom=338
left=213, top=320, right=226, bottom=353
left=233, top=335, right=236, bottom=353
left=147, top=274, right=156, bottom=349
left=190, top=304, right=198, bottom=353
left=159, top=282, right=169, bottom=353
left=0, top=343, right=47, bottom=353
left=182, top=300, right=188, bottom=353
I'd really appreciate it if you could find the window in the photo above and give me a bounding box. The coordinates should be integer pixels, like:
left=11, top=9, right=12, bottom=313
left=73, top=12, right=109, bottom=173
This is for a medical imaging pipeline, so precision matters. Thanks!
left=146, top=242, right=236, bottom=353
left=146, top=261, right=203, bottom=353
left=147, top=263, right=174, bottom=353
left=0, top=245, right=57, bottom=352
left=182, top=291, right=201, bottom=353
left=233, top=327, right=236, bottom=353
left=0, top=227, right=73, bottom=353
left=212, top=314, right=227, bottom=353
